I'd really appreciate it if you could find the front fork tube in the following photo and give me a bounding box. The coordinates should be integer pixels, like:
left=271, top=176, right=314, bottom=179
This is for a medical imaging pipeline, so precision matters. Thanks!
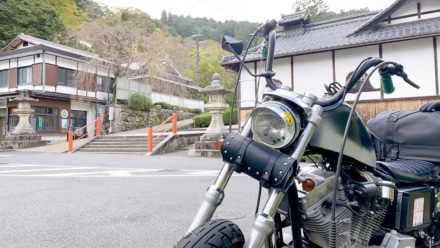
left=187, top=121, right=253, bottom=232
left=245, top=190, right=285, bottom=248
left=187, top=162, right=235, bottom=232
left=245, top=104, right=323, bottom=248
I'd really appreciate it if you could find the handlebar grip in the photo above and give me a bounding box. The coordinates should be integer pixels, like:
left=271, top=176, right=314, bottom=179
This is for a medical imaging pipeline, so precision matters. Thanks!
left=261, top=19, right=277, bottom=36
left=401, top=71, right=420, bottom=89
left=380, top=74, right=395, bottom=94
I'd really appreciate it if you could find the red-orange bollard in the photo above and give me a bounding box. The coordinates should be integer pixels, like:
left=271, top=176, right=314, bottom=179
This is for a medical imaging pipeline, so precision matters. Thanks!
left=172, top=112, right=177, bottom=134
left=148, top=121, right=153, bottom=153
left=96, top=117, right=101, bottom=136
left=68, top=130, right=73, bottom=152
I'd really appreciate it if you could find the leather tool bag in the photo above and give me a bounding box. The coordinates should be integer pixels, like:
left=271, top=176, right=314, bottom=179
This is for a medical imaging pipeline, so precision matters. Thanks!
left=367, top=102, right=440, bottom=162
left=221, top=132, right=298, bottom=192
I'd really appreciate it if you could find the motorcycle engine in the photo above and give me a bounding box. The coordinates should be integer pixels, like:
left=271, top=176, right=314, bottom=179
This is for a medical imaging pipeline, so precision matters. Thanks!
left=280, top=164, right=389, bottom=247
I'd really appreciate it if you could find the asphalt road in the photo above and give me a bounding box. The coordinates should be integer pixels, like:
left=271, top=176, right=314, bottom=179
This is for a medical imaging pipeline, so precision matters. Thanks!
left=0, top=150, right=267, bottom=247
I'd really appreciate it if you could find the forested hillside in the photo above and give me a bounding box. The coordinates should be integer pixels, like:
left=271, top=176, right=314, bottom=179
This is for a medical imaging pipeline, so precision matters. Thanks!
left=0, top=0, right=261, bottom=95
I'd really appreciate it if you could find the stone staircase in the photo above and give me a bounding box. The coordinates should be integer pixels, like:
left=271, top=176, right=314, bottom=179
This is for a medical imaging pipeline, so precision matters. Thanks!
left=76, top=135, right=165, bottom=154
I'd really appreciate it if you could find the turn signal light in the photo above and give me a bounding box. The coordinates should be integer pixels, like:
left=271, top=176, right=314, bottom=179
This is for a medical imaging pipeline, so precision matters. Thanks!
left=302, top=178, right=315, bottom=192
left=215, top=139, right=224, bottom=150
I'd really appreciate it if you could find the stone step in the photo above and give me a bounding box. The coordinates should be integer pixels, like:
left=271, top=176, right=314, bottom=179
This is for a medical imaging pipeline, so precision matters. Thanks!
left=83, top=144, right=148, bottom=148
left=79, top=147, right=148, bottom=153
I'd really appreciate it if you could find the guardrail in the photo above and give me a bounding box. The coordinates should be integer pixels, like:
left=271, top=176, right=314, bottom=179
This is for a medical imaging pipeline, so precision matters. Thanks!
left=148, top=110, right=177, bottom=153
left=68, top=117, right=101, bottom=152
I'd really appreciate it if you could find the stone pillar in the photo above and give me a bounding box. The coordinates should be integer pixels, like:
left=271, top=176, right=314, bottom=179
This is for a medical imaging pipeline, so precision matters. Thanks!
left=10, top=91, right=37, bottom=134
left=188, top=73, right=232, bottom=157
left=1, top=91, right=47, bottom=149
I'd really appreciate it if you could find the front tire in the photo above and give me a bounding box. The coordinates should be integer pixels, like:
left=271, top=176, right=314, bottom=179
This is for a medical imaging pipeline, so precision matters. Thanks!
left=177, top=219, right=245, bottom=248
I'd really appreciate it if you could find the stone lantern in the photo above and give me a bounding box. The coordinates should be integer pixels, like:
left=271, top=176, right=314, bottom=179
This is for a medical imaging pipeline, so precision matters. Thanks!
left=2, top=90, right=46, bottom=149
left=10, top=90, right=38, bottom=134
left=189, top=73, right=233, bottom=157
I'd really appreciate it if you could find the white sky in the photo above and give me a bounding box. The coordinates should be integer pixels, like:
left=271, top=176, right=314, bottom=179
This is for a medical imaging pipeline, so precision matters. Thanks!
left=94, top=0, right=396, bottom=23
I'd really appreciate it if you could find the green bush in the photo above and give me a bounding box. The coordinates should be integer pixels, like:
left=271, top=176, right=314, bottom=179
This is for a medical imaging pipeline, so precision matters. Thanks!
left=223, top=108, right=238, bottom=125
left=127, top=93, right=153, bottom=111
left=154, top=102, right=173, bottom=110
left=190, top=108, right=202, bottom=114
left=154, top=102, right=201, bottom=113
left=193, top=108, right=238, bottom=128
left=193, top=112, right=211, bottom=127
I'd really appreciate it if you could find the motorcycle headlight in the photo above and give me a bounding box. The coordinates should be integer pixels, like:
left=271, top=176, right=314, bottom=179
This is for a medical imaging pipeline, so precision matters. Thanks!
left=250, top=102, right=301, bottom=149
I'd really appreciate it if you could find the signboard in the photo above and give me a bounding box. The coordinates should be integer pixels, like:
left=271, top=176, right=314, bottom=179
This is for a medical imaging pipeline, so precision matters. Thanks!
left=60, top=109, right=69, bottom=118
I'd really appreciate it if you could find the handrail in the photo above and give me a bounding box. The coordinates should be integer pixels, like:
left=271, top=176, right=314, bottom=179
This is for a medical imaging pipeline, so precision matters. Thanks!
left=68, top=117, right=101, bottom=152
left=148, top=110, right=177, bottom=153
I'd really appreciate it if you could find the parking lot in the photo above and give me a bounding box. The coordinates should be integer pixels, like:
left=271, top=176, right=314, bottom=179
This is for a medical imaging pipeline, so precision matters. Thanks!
left=0, top=150, right=265, bottom=247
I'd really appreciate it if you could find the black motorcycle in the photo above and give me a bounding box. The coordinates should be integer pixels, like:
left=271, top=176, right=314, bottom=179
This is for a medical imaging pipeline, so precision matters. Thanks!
left=177, top=19, right=440, bottom=248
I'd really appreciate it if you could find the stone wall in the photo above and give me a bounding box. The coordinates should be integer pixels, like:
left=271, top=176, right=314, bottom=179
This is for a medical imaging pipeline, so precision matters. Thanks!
left=104, top=104, right=196, bottom=134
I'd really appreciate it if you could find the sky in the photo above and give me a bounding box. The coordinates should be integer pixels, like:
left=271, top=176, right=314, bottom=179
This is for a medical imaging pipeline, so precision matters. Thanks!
left=94, top=0, right=396, bottom=23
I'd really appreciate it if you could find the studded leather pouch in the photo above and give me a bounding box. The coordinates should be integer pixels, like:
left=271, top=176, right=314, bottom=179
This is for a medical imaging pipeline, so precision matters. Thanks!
left=221, top=132, right=297, bottom=192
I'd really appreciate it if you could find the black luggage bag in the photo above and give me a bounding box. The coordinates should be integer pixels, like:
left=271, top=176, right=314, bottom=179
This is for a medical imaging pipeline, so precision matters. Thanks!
left=367, top=102, right=440, bottom=162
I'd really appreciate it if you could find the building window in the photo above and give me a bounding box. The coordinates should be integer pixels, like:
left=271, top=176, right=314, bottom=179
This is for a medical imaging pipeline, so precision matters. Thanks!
left=97, top=76, right=114, bottom=93
left=34, top=106, right=58, bottom=131
left=0, top=69, right=8, bottom=87
left=58, top=67, right=75, bottom=87
left=18, top=66, right=32, bottom=85
left=71, top=110, right=87, bottom=135
left=7, top=114, right=19, bottom=132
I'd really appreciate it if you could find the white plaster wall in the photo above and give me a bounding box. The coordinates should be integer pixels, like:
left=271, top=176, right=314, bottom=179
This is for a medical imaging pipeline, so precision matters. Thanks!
left=57, top=57, right=77, bottom=70
left=421, top=0, right=440, bottom=19
left=239, top=62, right=258, bottom=108
left=293, top=52, right=333, bottom=97
left=335, top=45, right=381, bottom=101
left=44, top=54, right=56, bottom=64
left=388, top=1, right=419, bottom=25
left=0, top=60, right=8, bottom=70
left=382, top=38, right=436, bottom=98
left=273, top=57, right=292, bottom=88
left=17, top=56, right=33, bottom=67
left=34, top=55, right=42, bottom=64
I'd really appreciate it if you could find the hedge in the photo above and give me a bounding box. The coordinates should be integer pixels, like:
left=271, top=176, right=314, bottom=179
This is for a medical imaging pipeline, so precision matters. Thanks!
left=127, top=93, right=153, bottom=111
left=193, top=108, right=238, bottom=128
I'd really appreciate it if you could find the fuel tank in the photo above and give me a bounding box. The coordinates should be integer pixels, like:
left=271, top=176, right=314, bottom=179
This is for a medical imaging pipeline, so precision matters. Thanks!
left=308, top=103, right=376, bottom=168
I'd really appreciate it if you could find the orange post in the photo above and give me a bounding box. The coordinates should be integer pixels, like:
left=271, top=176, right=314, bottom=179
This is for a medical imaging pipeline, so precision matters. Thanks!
left=68, top=130, right=73, bottom=152
left=148, top=121, right=153, bottom=153
left=172, top=110, right=177, bottom=134
left=96, top=117, right=101, bottom=136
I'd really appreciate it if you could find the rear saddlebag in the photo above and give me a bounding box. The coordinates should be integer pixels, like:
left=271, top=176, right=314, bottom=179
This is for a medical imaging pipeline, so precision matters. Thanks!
left=367, top=104, right=440, bottom=162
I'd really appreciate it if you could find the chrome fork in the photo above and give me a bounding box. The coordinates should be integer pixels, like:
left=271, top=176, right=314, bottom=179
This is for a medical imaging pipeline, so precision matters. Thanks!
left=187, top=120, right=253, bottom=232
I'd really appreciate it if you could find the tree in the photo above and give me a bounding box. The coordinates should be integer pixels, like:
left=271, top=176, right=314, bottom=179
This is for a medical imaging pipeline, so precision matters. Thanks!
left=47, top=0, right=83, bottom=26
left=66, top=8, right=191, bottom=96
left=0, top=0, right=65, bottom=44
left=183, top=39, right=237, bottom=103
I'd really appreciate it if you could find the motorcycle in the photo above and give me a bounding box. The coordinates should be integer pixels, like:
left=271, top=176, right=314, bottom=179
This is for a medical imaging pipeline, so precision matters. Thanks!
left=177, top=19, right=440, bottom=248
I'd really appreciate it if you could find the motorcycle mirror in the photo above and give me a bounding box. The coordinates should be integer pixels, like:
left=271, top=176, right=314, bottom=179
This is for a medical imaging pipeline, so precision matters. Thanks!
left=222, top=35, right=243, bottom=55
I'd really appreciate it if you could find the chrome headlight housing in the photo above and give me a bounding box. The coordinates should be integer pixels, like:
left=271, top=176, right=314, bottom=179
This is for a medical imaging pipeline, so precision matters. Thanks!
left=250, top=102, right=301, bottom=149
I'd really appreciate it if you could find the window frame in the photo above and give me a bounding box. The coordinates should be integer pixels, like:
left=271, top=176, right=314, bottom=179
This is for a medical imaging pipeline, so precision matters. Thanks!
left=0, top=69, right=8, bottom=88
left=17, top=66, right=32, bottom=85
left=57, top=67, right=75, bottom=87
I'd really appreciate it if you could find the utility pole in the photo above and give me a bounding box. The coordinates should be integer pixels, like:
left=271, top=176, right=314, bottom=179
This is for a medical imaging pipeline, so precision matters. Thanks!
left=192, top=33, right=203, bottom=100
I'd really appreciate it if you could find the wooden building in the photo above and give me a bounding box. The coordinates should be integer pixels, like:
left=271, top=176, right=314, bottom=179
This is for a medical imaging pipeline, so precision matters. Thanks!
left=221, top=0, right=440, bottom=124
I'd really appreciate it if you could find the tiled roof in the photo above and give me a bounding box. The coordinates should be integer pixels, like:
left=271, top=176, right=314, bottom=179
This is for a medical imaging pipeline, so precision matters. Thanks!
left=278, top=10, right=310, bottom=26
left=222, top=7, right=440, bottom=67
left=1, top=33, right=98, bottom=58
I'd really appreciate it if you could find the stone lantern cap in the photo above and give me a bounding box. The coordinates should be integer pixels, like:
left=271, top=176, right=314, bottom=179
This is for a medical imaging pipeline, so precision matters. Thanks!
left=200, top=73, right=233, bottom=94
left=9, top=90, right=39, bottom=103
